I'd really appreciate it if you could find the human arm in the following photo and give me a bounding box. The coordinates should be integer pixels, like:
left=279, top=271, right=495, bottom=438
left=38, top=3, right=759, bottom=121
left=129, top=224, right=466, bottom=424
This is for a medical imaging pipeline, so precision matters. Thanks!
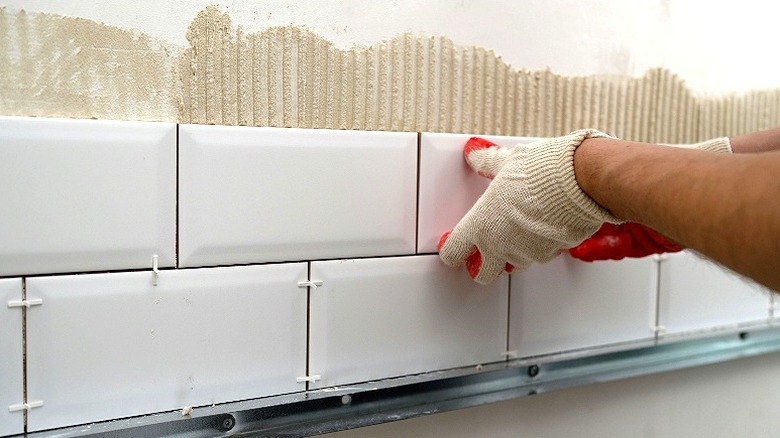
left=574, top=137, right=780, bottom=291
left=438, top=129, right=780, bottom=291
left=730, top=127, right=780, bottom=153
left=569, top=128, right=780, bottom=261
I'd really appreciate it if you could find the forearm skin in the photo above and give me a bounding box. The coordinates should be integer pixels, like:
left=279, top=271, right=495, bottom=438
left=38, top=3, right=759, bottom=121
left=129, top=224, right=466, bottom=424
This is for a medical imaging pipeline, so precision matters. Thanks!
left=731, top=127, right=780, bottom=154
left=574, top=138, right=780, bottom=291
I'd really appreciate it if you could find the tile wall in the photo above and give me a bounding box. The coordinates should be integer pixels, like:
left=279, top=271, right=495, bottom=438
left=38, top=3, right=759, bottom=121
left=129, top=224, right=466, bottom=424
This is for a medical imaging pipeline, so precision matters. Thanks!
left=0, top=117, right=772, bottom=435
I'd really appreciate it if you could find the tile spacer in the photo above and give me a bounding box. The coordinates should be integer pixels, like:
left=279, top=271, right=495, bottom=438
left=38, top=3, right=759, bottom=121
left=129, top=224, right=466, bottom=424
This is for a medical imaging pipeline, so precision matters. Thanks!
left=500, top=350, right=519, bottom=358
left=7, top=298, right=43, bottom=308
left=9, top=400, right=43, bottom=412
left=152, top=254, right=160, bottom=286
left=296, top=375, right=321, bottom=383
left=654, top=325, right=666, bottom=334
left=297, top=280, right=323, bottom=290
left=653, top=253, right=669, bottom=262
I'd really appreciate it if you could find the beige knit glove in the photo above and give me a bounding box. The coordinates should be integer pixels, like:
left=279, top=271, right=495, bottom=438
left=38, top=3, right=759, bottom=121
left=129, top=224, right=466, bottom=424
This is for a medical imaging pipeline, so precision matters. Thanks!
left=668, top=137, right=732, bottom=153
left=438, top=129, right=622, bottom=284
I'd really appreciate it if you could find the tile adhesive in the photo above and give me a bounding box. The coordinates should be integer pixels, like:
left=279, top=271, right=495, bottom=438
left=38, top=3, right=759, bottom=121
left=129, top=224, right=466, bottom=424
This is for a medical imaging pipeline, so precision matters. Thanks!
left=2, top=5, right=779, bottom=142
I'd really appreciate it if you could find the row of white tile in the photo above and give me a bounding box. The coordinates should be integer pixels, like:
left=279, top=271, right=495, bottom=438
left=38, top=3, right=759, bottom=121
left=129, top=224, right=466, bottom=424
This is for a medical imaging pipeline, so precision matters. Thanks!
left=0, top=117, right=580, bottom=276
left=0, top=117, right=420, bottom=276
left=1, top=251, right=774, bottom=434
left=1, top=116, right=774, bottom=434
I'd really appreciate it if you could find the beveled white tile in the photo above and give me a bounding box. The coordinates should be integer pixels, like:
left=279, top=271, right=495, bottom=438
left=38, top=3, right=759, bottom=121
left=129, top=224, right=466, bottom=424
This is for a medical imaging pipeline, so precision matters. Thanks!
left=0, top=117, right=176, bottom=276
left=509, top=255, right=657, bottom=358
left=774, top=295, right=780, bottom=323
left=178, top=125, right=417, bottom=268
left=26, top=264, right=307, bottom=432
left=657, top=251, right=771, bottom=337
left=309, top=255, right=508, bottom=388
left=0, top=278, right=23, bottom=437
left=417, top=133, right=539, bottom=253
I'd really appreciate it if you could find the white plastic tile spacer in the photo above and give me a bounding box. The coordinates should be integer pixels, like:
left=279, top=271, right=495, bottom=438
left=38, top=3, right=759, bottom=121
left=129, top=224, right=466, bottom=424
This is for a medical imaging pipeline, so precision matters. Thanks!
left=296, top=375, right=321, bottom=383
left=654, top=325, right=667, bottom=334
left=297, top=280, right=323, bottom=290
left=152, top=254, right=160, bottom=286
left=653, top=253, right=669, bottom=262
left=9, top=400, right=43, bottom=412
left=500, top=350, right=519, bottom=358
left=7, top=298, right=43, bottom=308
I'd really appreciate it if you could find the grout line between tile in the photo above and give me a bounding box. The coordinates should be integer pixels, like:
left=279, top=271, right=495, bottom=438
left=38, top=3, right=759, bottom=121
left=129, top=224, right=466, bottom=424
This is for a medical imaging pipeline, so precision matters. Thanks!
left=505, top=273, right=512, bottom=361
left=654, top=257, right=663, bottom=344
left=305, top=261, right=312, bottom=392
left=21, top=277, right=28, bottom=434
left=414, top=132, right=422, bottom=254
left=1, top=253, right=439, bottom=280
left=175, top=124, right=180, bottom=269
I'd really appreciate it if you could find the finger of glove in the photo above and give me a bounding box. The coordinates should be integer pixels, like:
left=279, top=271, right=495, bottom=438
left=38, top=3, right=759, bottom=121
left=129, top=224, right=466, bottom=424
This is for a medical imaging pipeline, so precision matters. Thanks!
left=568, top=224, right=632, bottom=261
left=464, top=137, right=513, bottom=179
left=465, top=250, right=482, bottom=279
left=438, top=230, right=476, bottom=267
left=472, top=254, right=507, bottom=285
left=440, top=232, right=514, bottom=274
left=622, top=222, right=683, bottom=254
left=570, top=222, right=681, bottom=261
left=624, top=223, right=662, bottom=256
left=466, top=249, right=515, bottom=276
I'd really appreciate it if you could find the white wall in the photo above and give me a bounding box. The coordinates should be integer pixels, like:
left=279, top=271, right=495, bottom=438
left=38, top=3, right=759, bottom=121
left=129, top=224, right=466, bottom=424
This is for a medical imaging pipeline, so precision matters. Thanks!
left=5, top=0, right=780, bottom=95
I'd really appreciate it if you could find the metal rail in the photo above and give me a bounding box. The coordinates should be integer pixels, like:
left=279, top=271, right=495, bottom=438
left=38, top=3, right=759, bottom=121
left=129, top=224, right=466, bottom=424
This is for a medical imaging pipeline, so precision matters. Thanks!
left=24, top=327, right=780, bottom=438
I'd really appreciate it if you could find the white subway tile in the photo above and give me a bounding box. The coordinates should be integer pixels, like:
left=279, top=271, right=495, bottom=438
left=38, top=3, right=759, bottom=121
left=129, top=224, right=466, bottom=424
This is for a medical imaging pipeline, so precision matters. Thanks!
left=774, top=295, right=780, bottom=323
left=0, top=117, right=176, bottom=276
left=0, top=278, right=23, bottom=437
left=657, top=251, right=771, bottom=338
left=178, top=125, right=417, bottom=267
left=417, top=133, right=538, bottom=253
left=308, top=255, right=508, bottom=388
left=26, top=264, right=307, bottom=432
left=509, top=255, right=657, bottom=358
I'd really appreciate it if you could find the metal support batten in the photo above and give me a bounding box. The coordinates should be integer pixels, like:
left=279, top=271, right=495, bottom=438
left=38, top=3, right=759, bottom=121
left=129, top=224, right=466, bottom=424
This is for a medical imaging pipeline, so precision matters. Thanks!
left=21, top=327, right=780, bottom=438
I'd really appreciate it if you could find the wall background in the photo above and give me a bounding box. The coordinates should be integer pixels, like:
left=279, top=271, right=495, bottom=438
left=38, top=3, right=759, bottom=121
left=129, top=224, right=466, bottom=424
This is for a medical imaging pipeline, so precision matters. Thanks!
left=3, top=1, right=780, bottom=436
left=3, top=1, right=780, bottom=140
left=5, top=0, right=780, bottom=95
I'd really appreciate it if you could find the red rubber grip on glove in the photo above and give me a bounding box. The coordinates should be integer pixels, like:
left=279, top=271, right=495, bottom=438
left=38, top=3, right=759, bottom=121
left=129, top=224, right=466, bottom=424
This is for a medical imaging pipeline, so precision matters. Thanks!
left=568, top=222, right=682, bottom=262
left=438, top=231, right=514, bottom=279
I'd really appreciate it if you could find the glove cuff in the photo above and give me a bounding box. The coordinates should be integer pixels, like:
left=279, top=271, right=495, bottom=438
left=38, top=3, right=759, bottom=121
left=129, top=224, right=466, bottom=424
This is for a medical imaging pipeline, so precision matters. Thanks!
left=668, top=137, right=732, bottom=154
left=693, top=137, right=732, bottom=154
left=520, top=129, right=623, bottom=234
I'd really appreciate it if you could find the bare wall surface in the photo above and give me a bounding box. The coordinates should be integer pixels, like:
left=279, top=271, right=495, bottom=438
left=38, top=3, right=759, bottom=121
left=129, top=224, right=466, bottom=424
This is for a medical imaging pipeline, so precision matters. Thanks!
left=0, top=8, right=179, bottom=121
left=4, top=0, right=780, bottom=96
left=2, top=4, right=780, bottom=141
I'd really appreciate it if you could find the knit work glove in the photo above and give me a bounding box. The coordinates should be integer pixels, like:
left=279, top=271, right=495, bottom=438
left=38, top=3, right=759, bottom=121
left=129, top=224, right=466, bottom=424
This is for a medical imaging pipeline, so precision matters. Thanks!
left=568, top=222, right=682, bottom=261
left=666, top=137, right=732, bottom=154
left=568, top=136, right=731, bottom=262
left=438, top=129, right=621, bottom=284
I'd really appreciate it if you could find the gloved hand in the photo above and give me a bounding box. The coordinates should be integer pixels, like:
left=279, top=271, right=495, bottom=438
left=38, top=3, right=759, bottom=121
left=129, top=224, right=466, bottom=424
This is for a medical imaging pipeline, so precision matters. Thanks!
left=438, top=129, right=622, bottom=284
left=567, top=222, right=682, bottom=261
left=567, top=136, right=731, bottom=261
